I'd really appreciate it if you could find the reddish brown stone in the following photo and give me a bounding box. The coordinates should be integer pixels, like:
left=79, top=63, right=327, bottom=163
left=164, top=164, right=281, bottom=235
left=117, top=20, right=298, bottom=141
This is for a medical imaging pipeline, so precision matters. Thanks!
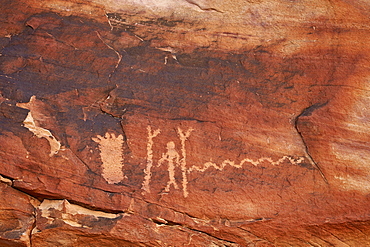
left=0, top=179, right=39, bottom=247
left=1, top=0, right=370, bottom=245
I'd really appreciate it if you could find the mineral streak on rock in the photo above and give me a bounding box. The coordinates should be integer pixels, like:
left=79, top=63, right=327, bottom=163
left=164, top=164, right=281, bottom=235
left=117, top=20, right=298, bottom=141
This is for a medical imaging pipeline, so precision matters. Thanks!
left=38, top=199, right=120, bottom=228
left=17, top=96, right=61, bottom=157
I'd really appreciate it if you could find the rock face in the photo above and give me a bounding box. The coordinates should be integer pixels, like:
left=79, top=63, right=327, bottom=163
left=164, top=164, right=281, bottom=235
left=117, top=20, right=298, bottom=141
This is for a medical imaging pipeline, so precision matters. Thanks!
left=1, top=0, right=370, bottom=246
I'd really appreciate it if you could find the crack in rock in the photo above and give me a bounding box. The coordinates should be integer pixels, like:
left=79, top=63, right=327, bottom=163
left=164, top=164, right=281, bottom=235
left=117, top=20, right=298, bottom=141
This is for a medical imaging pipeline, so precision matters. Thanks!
left=294, top=104, right=329, bottom=184
left=96, top=31, right=123, bottom=82
left=183, top=0, right=224, bottom=13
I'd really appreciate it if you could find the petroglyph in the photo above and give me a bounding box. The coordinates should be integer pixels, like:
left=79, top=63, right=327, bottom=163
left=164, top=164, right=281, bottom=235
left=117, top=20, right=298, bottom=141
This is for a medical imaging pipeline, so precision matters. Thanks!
left=92, top=132, right=125, bottom=184
left=142, top=126, right=193, bottom=196
left=188, top=156, right=305, bottom=173
left=93, top=125, right=305, bottom=197
left=158, top=141, right=181, bottom=192
left=177, top=127, right=193, bottom=197
left=142, top=126, right=161, bottom=193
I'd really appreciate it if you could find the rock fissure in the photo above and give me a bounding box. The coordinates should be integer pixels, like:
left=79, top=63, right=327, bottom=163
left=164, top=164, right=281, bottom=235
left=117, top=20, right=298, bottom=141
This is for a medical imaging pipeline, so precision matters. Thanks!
left=29, top=212, right=37, bottom=247
left=2, top=0, right=370, bottom=245
left=236, top=226, right=274, bottom=245
left=149, top=214, right=239, bottom=246
left=99, top=104, right=125, bottom=119
left=95, top=31, right=123, bottom=82
left=0, top=174, right=14, bottom=186
left=169, top=117, right=217, bottom=123
left=67, top=148, right=99, bottom=177
left=294, top=105, right=329, bottom=184
left=324, top=228, right=351, bottom=246
left=183, top=228, right=239, bottom=246
left=2, top=171, right=125, bottom=214
left=2, top=170, right=213, bottom=222
left=28, top=195, right=241, bottom=246
left=183, top=0, right=225, bottom=13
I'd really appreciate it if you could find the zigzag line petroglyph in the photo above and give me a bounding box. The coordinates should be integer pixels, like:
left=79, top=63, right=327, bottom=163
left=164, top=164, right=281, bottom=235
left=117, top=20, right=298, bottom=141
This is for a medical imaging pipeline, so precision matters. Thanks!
left=93, top=126, right=306, bottom=198
left=187, top=156, right=305, bottom=173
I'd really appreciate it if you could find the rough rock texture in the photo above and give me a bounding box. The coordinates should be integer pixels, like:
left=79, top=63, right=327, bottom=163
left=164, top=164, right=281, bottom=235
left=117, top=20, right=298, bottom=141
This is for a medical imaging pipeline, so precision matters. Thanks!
left=0, top=176, right=38, bottom=247
left=1, top=0, right=370, bottom=246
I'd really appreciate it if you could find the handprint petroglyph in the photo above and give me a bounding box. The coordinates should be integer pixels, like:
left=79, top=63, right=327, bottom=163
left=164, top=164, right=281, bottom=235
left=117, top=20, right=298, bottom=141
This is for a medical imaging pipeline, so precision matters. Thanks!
left=93, top=126, right=306, bottom=198
left=92, top=132, right=124, bottom=184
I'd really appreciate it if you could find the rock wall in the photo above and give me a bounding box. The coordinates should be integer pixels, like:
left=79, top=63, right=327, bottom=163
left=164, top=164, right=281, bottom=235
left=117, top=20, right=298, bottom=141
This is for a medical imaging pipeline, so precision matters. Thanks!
left=1, top=0, right=370, bottom=246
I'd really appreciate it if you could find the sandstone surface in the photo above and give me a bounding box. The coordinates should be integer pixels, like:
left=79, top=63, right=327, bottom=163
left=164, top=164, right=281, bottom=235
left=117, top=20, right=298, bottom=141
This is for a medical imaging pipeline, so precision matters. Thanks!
left=1, top=0, right=370, bottom=246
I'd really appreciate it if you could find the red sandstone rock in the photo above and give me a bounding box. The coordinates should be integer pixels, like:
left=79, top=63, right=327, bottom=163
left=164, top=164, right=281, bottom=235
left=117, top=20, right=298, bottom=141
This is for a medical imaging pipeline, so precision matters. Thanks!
left=0, top=178, right=38, bottom=247
left=1, top=0, right=370, bottom=246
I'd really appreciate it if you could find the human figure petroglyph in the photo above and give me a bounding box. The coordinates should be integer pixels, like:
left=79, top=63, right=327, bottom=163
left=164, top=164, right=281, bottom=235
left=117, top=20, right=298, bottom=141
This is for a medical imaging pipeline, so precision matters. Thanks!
left=142, top=126, right=161, bottom=194
left=92, top=132, right=124, bottom=184
left=94, top=126, right=306, bottom=197
left=158, top=141, right=181, bottom=192
left=142, top=126, right=193, bottom=197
